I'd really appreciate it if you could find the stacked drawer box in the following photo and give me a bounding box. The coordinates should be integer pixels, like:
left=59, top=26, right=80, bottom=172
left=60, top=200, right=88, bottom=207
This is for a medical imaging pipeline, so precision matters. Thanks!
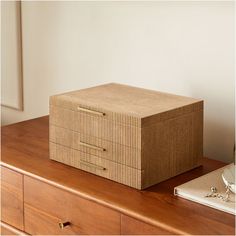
left=49, top=83, right=203, bottom=189
left=50, top=105, right=142, bottom=189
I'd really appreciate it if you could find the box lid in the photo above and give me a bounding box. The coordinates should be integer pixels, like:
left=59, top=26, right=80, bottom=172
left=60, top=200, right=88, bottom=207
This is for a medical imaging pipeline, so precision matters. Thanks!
left=50, top=83, right=203, bottom=127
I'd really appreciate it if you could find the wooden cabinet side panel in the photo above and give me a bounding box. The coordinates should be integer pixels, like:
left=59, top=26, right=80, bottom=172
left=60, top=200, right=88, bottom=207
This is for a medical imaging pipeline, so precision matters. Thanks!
left=121, top=215, right=173, bottom=235
left=0, top=167, right=24, bottom=230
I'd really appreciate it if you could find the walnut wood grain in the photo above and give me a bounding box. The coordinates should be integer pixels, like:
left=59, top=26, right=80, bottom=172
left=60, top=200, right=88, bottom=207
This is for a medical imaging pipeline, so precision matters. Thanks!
left=121, top=215, right=174, bottom=235
left=0, top=225, right=17, bottom=236
left=0, top=222, right=28, bottom=236
left=24, top=176, right=120, bottom=235
left=1, top=116, right=235, bottom=235
left=24, top=204, right=82, bottom=235
left=0, top=167, right=24, bottom=230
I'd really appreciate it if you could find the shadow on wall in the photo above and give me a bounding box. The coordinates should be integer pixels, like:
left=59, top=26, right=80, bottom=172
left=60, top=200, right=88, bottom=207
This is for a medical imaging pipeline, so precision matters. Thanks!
left=204, top=119, right=235, bottom=163
left=188, top=82, right=235, bottom=164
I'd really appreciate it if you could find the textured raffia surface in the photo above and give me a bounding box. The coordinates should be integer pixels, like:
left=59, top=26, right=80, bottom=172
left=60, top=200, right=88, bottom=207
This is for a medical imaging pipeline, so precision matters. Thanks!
left=50, top=143, right=142, bottom=189
left=50, top=125, right=141, bottom=169
left=49, top=83, right=203, bottom=189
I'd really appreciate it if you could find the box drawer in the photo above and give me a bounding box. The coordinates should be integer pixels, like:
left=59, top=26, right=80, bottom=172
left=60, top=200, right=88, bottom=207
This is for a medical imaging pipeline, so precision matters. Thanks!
left=0, top=167, right=24, bottom=230
left=24, top=176, right=121, bottom=235
left=50, top=93, right=140, bottom=127
left=50, top=125, right=141, bottom=169
left=50, top=105, right=141, bottom=148
left=50, top=143, right=142, bottom=189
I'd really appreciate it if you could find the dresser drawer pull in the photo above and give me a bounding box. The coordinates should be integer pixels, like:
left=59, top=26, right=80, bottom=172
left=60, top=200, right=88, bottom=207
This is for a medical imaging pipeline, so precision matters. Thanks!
left=58, top=221, right=71, bottom=229
left=77, top=106, right=105, bottom=116
left=80, top=160, right=106, bottom=171
left=79, top=141, right=106, bottom=151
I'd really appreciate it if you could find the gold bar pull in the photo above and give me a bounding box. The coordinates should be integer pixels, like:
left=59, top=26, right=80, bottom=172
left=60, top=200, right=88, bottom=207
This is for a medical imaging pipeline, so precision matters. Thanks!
left=80, top=160, right=106, bottom=171
left=77, top=106, right=105, bottom=116
left=79, top=141, right=106, bottom=152
left=58, top=221, right=70, bottom=229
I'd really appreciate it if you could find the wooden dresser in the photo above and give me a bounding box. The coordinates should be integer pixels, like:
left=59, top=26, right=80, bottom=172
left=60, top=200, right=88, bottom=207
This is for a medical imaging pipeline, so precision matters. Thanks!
left=1, top=116, right=235, bottom=235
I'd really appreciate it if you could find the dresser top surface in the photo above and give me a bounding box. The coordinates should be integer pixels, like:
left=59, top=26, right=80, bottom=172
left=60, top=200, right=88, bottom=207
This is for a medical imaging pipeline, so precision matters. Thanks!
left=52, top=83, right=202, bottom=118
left=1, top=116, right=234, bottom=235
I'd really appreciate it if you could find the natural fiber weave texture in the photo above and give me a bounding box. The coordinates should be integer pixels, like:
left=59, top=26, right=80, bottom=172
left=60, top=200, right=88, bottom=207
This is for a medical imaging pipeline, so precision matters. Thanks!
left=49, top=83, right=203, bottom=189
left=50, top=142, right=142, bottom=189
left=50, top=125, right=141, bottom=169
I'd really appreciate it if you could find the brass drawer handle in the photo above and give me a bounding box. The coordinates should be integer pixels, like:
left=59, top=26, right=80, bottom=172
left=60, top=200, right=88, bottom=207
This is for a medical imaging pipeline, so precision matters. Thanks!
left=59, top=221, right=70, bottom=229
left=77, top=106, right=105, bottom=116
left=79, top=141, right=106, bottom=152
left=80, top=160, right=106, bottom=171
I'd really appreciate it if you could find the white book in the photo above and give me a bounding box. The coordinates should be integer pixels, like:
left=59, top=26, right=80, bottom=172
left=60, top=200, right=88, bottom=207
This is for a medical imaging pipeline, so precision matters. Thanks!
left=174, top=164, right=235, bottom=215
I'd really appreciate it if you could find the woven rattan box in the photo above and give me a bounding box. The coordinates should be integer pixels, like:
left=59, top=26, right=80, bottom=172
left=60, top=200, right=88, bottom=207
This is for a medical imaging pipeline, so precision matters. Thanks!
left=49, top=83, right=203, bottom=189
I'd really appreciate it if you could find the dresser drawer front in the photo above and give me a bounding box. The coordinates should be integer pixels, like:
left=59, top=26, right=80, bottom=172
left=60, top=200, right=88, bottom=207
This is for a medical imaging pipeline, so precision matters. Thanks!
left=50, top=105, right=141, bottom=148
left=50, top=143, right=142, bottom=189
left=24, top=176, right=121, bottom=235
left=50, top=125, right=141, bottom=169
left=121, top=215, right=173, bottom=235
left=0, top=167, right=24, bottom=230
left=24, top=204, right=80, bottom=235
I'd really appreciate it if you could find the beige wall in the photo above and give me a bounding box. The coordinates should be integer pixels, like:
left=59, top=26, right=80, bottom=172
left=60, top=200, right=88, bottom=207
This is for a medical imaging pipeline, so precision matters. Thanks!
left=1, top=1, right=235, bottom=163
